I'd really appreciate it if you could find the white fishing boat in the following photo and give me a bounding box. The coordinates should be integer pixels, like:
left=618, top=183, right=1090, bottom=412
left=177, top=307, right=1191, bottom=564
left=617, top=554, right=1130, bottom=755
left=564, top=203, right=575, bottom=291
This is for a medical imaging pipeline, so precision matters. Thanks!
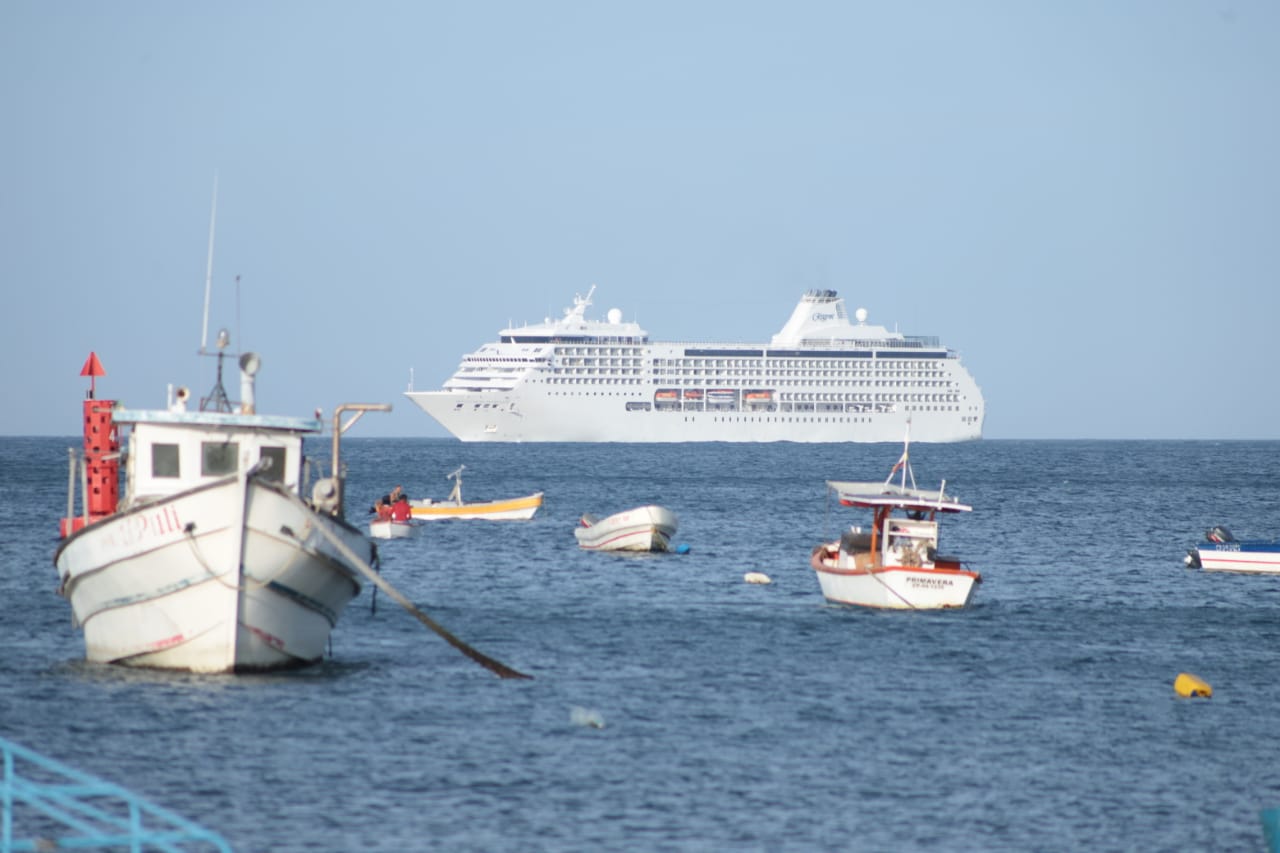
left=54, top=344, right=390, bottom=672
left=811, top=432, right=980, bottom=609
left=409, top=465, right=543, bottom=520
left=405, top=287, right=984, bottom=443
left=1184, top=526, right=1280, bottom=573
left=574, top=505, right=678, bottom=552
left=369, top=519, right=419, bottom=539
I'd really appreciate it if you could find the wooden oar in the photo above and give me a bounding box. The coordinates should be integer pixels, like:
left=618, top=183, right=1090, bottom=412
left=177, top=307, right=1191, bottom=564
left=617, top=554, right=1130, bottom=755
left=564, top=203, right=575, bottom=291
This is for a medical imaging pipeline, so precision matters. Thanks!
left=280, top=513, right=532, bottom=680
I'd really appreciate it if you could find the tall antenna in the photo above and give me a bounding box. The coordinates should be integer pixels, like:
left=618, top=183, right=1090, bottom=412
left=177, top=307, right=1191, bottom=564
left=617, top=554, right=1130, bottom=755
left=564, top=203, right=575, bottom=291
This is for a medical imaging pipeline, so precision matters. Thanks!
left=200, top=174, right=219, bottom=353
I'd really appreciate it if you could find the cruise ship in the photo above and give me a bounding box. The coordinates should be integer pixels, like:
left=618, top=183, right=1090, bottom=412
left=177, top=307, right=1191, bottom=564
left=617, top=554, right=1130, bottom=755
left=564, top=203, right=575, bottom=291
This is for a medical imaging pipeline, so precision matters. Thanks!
left=405, top=287, right=984, bottom=443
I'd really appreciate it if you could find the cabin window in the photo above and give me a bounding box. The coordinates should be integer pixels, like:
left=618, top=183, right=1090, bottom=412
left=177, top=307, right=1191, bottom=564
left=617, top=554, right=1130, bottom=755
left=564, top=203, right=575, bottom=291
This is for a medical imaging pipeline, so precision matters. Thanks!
left=258, top=446, right=287, bottom=483
left=201, top=441, right=239, bottom=476
left=151, top=443, right=180, bottom=478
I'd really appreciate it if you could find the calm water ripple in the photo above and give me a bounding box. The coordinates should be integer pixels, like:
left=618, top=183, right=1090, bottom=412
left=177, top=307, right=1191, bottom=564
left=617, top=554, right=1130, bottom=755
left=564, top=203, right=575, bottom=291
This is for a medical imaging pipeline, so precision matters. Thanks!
left=3, top=437, right=1279, bottom=851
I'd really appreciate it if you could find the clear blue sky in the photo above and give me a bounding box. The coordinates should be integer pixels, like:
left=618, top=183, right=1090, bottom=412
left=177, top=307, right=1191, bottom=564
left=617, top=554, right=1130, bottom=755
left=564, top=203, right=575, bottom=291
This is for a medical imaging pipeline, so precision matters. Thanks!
left=3, top=2, right=1277, bottom=439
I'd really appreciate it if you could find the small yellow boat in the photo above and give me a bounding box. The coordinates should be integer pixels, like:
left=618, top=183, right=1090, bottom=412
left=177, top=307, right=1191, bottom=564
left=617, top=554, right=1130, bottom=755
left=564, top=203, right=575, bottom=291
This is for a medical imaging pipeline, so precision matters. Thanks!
left=409, top=466, right=543, bottom=521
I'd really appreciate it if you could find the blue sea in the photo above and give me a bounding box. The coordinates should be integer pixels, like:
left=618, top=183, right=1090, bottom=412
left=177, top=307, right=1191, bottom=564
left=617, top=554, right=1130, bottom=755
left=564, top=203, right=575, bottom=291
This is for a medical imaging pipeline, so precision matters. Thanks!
left=3, top=436, right=1280, bottom=852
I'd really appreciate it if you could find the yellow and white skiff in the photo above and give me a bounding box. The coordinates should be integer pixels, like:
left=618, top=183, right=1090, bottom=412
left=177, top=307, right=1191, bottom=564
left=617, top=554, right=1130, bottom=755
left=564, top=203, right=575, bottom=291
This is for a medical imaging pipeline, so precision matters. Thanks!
left=410, top=492, right=543, bottom=521
left=408, top=465, right=542, bottom=520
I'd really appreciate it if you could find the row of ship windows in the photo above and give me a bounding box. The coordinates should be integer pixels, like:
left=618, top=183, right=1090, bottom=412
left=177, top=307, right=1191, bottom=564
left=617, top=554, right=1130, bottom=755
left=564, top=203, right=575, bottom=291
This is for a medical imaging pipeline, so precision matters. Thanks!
left=465, top=357, right=951, bottom=371
left=771, top=392, right=961, bottom=402
left=658, top=413, right=959, bottom=425
left=552, top=360, right=952, bottom=370
left=553, top=347, right=646, bottom=357
left=635, top=406, right=962, bottom=415
left=657, top=378, right=956, bottom=389
left=557, top=358, right=644, bottom=368
left=550, top=368, right=952, bottom=381
left=652, top=359, right=946, bottom=370
left=652, top=370, right=948, bottom=380
left=541, top=377, right=956, bottom=390
left=546, top=346, right=949, bottom=364
left=465, top=371, right=955, bottom=386
left=458, top=371, right=956, bottom=390
left=468, top=361, right=952, bottom=373
left=546, top=390, right=962, bottom=403
left=457, top=394, right=981, bottom=419
left=543, top=350, right=948, bottom=369
left=459, top=362, right=953, bottom=380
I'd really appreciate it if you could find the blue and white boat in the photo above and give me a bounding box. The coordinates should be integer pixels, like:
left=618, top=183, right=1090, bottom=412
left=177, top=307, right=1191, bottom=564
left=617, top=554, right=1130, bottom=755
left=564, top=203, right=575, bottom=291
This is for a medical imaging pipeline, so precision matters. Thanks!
left=1185, top=525, right=1280, bottom=573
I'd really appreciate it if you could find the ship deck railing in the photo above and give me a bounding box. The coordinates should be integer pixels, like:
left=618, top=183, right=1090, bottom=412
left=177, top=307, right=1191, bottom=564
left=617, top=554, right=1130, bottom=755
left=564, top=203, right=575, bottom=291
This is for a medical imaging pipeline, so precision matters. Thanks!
left=793, top=335, right=942, bottom=349
left=2, top=735, right=232, bottom=852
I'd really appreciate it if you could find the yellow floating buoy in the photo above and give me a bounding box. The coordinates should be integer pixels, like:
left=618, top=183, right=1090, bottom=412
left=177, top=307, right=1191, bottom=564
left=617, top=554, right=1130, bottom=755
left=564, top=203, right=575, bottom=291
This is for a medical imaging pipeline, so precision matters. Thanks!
left=743, top=572, right=772, bottom=585
left=1174, top=672, right=1212, bottom=698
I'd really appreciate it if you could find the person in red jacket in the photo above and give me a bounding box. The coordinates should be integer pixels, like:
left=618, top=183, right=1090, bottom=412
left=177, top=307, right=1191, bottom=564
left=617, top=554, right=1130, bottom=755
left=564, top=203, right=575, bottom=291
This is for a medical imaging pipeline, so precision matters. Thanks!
left=376, top=499, right=394, bottom=521
left=390, top=495, right=412, bottom=522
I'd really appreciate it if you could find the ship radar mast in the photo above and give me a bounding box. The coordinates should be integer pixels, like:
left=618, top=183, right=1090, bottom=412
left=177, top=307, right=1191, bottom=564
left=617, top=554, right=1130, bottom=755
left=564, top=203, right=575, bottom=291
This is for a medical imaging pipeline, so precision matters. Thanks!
left=565, top=284, right=597, bottom=322
left=200, top=328, right=234, bottom=412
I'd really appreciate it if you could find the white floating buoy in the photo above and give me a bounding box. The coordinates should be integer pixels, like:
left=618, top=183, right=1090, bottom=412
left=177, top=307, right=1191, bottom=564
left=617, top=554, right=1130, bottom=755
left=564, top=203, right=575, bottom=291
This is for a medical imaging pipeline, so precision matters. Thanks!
left=743, top=572, right=772, bottom=585
left=570, top=706, right=605, bottom=729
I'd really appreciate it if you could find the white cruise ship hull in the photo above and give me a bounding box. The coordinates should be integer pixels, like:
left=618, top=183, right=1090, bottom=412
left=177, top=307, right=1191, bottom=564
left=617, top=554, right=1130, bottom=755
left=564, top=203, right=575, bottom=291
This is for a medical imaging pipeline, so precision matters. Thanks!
left=407, top=388, right=980, bottom=443
left=55, top=476, right=367, bottom=673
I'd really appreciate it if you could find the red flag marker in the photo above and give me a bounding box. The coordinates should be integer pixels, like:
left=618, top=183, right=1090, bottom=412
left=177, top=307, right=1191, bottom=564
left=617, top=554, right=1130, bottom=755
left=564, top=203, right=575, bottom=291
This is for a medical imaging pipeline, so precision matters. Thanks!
left=79, top=352, right=106, bottom=397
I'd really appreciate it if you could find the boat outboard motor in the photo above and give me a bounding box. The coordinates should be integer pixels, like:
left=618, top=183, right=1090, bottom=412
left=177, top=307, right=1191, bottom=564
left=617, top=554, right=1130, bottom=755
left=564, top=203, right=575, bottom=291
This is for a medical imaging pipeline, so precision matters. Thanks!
left=1206, top=525, right=1235, bottom=544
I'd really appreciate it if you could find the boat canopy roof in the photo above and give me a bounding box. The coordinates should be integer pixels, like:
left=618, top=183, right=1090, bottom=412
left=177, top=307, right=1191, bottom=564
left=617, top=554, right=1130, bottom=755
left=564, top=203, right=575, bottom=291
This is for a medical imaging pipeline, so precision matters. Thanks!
left=113, top=408, right=324, bottom=434
left=826, top=480, right=972, bottom=513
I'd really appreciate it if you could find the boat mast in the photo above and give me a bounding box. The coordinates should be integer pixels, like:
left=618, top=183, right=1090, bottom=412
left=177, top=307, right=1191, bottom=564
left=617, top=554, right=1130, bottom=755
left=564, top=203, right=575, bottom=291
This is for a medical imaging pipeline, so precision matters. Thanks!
left=447, top=465, right=465, bottom=503
left=200, top=174, right=218, bottom=355
left=886, top=420, right=917, bottom=492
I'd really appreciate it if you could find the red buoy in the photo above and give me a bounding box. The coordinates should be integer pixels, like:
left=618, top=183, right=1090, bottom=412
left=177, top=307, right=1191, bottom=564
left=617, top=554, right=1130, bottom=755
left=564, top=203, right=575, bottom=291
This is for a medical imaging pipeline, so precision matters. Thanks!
left=61, top=353, right=120, bottom=537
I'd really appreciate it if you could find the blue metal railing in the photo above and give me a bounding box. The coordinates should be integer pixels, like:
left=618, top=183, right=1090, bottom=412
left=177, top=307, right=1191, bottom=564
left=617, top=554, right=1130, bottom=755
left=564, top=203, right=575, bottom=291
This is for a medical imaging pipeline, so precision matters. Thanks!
left=1, top=736, right=231, bottom=852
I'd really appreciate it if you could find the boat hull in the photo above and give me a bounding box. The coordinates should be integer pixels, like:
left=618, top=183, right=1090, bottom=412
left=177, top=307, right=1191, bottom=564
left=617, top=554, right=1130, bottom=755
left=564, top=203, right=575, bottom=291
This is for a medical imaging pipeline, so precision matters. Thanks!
left=407, top=389, right=981, bottom=444
left=410, top=492, right=543, bottom=520
left=54, top=476, right=367, bottom=673
left=575, top=505, right=678, bottom=552
left=369, top=519, right=417, bottom=539
left=811, top=545, right=979, bottom=610
left=1192, top=542, right=1280, bottom=574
